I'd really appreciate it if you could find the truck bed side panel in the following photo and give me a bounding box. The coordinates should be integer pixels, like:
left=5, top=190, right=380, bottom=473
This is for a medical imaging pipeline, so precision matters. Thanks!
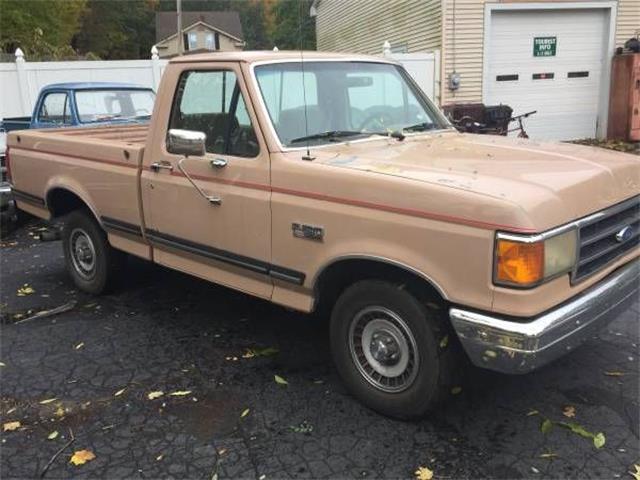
left=8, top=125, right=149, bottom=258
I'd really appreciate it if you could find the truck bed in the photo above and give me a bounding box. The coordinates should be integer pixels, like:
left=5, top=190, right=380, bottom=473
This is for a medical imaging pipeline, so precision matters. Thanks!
left=8, top=123, right=149, bottom=239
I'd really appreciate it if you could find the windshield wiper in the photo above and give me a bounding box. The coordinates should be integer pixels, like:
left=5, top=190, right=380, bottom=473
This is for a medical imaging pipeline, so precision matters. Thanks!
left=289, top=130, right=368, bottom=144
left=402, top=122, right=437, bottom=133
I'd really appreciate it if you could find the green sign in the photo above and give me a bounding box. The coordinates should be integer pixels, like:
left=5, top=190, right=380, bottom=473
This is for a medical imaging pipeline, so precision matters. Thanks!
left=533, top=37, right=557, bottom=57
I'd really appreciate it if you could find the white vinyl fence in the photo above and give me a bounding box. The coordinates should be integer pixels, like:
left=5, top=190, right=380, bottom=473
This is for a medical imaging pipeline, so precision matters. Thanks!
left=1, top=43, right=440, bottom=120
left=0, top=47, right=168, bottom=119
left=383, top=41, right=441, bottom=105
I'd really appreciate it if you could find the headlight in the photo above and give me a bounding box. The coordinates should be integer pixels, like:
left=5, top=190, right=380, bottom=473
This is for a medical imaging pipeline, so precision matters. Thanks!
left=494, top=229, right=577, bottom=287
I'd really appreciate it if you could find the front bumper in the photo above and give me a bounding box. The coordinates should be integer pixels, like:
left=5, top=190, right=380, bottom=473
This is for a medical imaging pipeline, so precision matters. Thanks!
left=450, top=259, right=639, bottom=374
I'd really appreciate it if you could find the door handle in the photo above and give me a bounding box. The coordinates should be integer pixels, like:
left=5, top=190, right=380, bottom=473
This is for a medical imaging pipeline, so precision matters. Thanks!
left=210, top=158, right=227, bottom=169
left=150, top=161, right=174, bottom=172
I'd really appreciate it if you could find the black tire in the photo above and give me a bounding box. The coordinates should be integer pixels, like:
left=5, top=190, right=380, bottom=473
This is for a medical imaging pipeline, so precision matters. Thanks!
left=62, top=209, right=124, bottom=294
left=330, top=280, right=460, bottom=419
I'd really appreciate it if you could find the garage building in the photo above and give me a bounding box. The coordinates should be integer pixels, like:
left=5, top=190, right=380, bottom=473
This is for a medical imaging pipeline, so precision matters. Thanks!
left=311, top=0, right=639, bottom=141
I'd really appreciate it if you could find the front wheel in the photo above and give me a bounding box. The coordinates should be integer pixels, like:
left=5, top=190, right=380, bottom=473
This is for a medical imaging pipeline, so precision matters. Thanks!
left=62, top=210, right=124, bottom=294
left=330, top=280, right=459, bottom=418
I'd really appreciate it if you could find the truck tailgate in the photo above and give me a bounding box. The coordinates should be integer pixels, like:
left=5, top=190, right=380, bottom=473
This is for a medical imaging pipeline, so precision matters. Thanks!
left=8, top=124, right=148, bottom=233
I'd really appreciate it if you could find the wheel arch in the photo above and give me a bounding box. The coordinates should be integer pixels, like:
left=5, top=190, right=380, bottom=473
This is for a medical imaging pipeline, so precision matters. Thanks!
left=312, top=255, right=449, bottom=314
left=45, top=185, right=102, bottom=226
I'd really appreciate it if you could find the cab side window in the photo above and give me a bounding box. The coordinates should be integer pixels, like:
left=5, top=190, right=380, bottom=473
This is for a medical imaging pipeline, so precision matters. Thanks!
left=169, top=70, right=259, bottom=157
left=38, top=93, right=70, bottom=125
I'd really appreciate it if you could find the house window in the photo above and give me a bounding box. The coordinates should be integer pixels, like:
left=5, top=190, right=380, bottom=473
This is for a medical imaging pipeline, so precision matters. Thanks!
left=205, top=32, right=214, bottom=50
left=188, top=32, right=197, bottom=51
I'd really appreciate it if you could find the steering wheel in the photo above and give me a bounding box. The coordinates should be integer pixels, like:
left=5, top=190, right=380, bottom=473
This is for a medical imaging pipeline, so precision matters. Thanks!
left=358, top=112, right=395, bottom=132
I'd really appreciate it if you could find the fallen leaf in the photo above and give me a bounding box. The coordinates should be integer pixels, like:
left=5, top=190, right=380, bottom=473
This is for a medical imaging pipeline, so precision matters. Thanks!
left=3, top=421, right=20, bottom=432
left=604, top=371, right=625, bottom=377
left=218, top=448, right=227, bottom=455
left=241, top=408, right=250, bottom=418
left=17, top=285, right=35, bottom=296
left=414, top=466, right=433, bottom=480
left=562, top=405, right=576, bottom=418
left=70, top=450, right=96, bottom=466
left=593, top=432, right=606, bottom=449
left=147, top=391, right=164, bottom=400
left=74, top=342, right=84, bottom=350
left=39, top=398, right=58, bottom=405
left=54, top=406, right=65, bottom=417
left=539, top=453, right=558, bottom=459
left=254, top=347, right=279, bottom=357
left=274, top=375, right=288, bottom=385
left=0, top=362, right=5, bottom=367
left=629, top=464, right=640, bottom=480
left=169, top=390, right=192, bottom=396
left=527, top=410, right=539, bottom=416
left=156, top=454, right=164, bottom=461
left=439, top=335, right=449, bottom=348
left=451, top=386, right=462, bottom=395
left=6, top=407, right=16, bottom=414
left=47, top=431, right=59, bottom=440
left=540, top=419, right=553, bottom=434
left=242, top=349, right=256, bottom=359
left=259, top=475, right=266, bottom=480
left=114, top=388, right=126, bottom=397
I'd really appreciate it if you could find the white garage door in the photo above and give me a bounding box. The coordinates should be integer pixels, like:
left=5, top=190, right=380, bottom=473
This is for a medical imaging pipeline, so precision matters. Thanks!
left=485, top=8, right=608, bottom=141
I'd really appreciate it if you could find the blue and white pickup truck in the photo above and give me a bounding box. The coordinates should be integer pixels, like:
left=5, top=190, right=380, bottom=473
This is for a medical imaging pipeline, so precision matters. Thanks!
left=1, top=82, right=156, bottom=221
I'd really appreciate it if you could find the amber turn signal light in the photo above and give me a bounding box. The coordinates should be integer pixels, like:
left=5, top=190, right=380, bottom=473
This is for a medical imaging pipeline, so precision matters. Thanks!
left=495, top=239, right=544, bottom=286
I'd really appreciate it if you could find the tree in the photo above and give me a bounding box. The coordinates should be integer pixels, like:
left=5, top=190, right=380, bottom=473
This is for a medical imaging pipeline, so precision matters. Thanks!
left=0, top=0, right=87, bottom=58
left=269, top=0, right=315, bottom=51
left=74, top=0, right=158, bottom=59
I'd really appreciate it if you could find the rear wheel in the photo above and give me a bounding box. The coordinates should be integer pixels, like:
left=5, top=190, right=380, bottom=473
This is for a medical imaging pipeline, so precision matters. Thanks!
left=62, top=210, right=124, bottom=294
left=330, top=280, right=459, bottom=418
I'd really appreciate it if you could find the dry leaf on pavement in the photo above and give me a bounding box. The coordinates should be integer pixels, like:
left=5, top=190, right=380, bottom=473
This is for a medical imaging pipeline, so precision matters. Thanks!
left=629, top=464, right=640, bottom=480
left=39, top=398, right=58, bottom=405
left=604, top=371, right=625, bottom=377
left=114, top=388, right=126, bottom=397
left=169, top=390, right=192, bottom=396
left=74, top=342, right=84, bottom=350
left=47, top=431, right=59, bottom=440
left=274, top=375, right=288, bottom=385
left=147, top=391, right=164, bottom=400
left=415, top=466, right=433, bottom=480
left=17, top=285, right=35, bottom=296
left=3, top=421, right=21, bottom=432
left=70, top=450, right=96, bottom=466
left=241, top=408, right=250, bottom=418
left=562, top=406, right=576, bottom=418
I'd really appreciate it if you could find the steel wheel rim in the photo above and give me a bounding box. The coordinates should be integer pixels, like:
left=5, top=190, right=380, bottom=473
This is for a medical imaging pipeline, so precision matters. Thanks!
left=69, top=228, right=96, bottom=280
left=348, top=306, right=420, bottom=393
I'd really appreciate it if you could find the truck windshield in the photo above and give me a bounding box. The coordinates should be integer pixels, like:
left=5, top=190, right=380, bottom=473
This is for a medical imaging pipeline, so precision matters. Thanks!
left=254, top=61, right=447, bottom=148
left=75, top=89, right=156, bottom=123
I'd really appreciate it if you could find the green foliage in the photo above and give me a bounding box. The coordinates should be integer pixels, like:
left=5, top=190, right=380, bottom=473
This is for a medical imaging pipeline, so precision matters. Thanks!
left=269, top=0, right=315, bottom=51
left=0, top=0, right=87, bottom=59
left=74, top=0, right=158, bottom=59
left=0, top=0, right=316, bottom=60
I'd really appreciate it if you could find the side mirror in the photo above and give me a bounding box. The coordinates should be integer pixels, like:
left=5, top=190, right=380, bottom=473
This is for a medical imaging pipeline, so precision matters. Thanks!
left=167, top=129, right=206, bottom=157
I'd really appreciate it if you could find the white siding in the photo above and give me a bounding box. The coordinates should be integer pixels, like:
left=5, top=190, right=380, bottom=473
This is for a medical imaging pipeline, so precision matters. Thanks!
left=442, top=0, right=484, bottom=104
left=316, top=0, right=442, bottom=55
left=616, top=0, right=640, bottom=48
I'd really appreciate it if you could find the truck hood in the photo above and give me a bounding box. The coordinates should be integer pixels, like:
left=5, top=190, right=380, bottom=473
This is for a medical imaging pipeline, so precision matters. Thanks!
left=315, top=132, right=640, bottom=231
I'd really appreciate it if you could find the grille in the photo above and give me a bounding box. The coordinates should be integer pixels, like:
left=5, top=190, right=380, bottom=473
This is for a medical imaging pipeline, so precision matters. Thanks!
left=573, top=196, right=640, bottom=282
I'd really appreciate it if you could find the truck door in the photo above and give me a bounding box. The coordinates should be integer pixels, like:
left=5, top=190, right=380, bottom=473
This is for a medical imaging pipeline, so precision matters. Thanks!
left=141, top=62, right=273, bottom=299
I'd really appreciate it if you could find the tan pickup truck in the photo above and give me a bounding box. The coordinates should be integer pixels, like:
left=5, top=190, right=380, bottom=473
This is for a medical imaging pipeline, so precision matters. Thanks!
left=7, top=51, right=639, bottom=418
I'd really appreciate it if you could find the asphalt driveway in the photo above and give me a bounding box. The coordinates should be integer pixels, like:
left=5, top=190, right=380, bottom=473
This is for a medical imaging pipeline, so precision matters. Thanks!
left=1, top=219, right=638, bottom=479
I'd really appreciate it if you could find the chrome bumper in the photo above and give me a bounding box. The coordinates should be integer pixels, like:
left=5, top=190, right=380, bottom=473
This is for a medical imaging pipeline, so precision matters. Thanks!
left=450, top=260, right=639, bottom=374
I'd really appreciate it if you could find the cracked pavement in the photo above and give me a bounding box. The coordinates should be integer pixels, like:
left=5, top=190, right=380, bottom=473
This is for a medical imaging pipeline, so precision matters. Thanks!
left=1, top=219, right=639, bottom=479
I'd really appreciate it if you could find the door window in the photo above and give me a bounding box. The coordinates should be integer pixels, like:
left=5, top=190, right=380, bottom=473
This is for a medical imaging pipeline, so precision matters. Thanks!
left=169, top=70, right=259, bottom=157
left=38, top=93, right=70, bottom=124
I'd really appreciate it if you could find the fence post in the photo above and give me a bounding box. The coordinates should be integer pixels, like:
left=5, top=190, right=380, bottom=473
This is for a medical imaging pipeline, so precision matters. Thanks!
left=15, top=48, right=31, bottom=116
left=382, top=41, right=391, bottom=58
left=151, top=45, right=161, bottom=91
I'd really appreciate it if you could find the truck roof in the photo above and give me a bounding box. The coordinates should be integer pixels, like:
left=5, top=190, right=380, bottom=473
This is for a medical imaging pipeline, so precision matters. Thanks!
left=169, top=50, right=397, bottom=65
left=42, top=82, right=153, bottom=91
